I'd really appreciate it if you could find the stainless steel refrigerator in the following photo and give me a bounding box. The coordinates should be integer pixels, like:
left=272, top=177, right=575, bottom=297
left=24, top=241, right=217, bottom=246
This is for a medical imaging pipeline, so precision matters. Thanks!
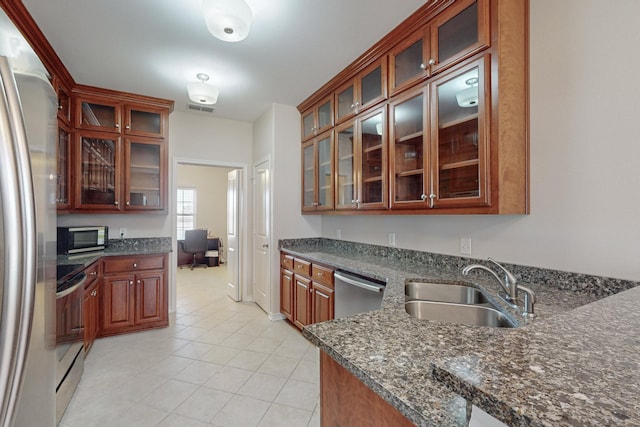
left=0, top=8, right=57, bottom=427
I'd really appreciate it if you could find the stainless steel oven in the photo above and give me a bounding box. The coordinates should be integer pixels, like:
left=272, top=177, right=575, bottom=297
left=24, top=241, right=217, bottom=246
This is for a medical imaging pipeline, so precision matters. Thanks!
left=55, top=267, right=86, bottom=423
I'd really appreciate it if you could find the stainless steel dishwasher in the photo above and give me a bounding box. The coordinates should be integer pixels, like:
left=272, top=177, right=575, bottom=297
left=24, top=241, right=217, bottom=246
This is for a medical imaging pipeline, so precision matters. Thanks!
left=334, top=271, right=386, bottom=319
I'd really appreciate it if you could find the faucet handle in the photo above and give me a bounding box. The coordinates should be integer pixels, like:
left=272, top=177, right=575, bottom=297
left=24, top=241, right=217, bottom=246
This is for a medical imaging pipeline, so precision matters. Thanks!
left=517, top=285, right=536, bottom=317
left=487, top=257, right=517, bottom=286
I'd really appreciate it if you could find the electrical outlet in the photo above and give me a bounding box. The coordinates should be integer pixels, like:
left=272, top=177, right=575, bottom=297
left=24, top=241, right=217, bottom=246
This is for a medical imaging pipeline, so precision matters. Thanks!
left=388, top=232, right=396, bottom=247
left=460, top=237, right=472, bottom=255
left=336, top=228, right=342, bottom=239
left=119, top=228, right=127, bottom=239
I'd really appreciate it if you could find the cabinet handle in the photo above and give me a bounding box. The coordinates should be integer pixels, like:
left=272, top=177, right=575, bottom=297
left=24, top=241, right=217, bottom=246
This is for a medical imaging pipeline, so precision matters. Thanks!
left=91, top=271, right=97, bottom=276
left=129, top=281, right=133, bottom=285
left=429, top=193, right=435, bottom=208
left=57, top=104, right=63, bottom=110
left=317, top=272, right=324, bottom=277
left=133, top=263, right=138, bottom=268
left=92, top=290, right=97, bottom=297
left=137, top=280, right=141, bottom=284
left=429, top=58, right=436, bottom=66
left=126, top=201, right=130, bottom=206
left=125, top=125, right=131, bottom=130
left=114, top=201, right=119, bottom=206
left=421, top=194, right=427, bottom=201
left=115, top=123, right=120, bottom=129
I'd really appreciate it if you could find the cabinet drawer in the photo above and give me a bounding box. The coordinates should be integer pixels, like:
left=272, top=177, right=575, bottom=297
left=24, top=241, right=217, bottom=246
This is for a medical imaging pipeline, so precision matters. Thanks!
left=312, top=265, right=334, bottom=289
left=103, top=254, right=166, bottom=274
left=281, top=253, right=294, bottom=271
left=293, top=258, right=311, bottom=277
left=84, top=261, right=101, bottom=289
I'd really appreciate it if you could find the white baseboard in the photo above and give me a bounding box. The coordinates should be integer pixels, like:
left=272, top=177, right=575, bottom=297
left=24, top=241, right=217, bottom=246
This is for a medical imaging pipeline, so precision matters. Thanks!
left=268, top=312, right=286, bottom=321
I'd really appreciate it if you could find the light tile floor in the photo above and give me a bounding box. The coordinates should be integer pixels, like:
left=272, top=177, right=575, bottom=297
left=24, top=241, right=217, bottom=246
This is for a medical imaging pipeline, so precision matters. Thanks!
left=60, top=266, right=320, bottom=427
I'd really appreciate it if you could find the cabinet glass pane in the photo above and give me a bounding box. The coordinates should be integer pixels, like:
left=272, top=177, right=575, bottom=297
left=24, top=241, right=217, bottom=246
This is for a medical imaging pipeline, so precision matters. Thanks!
left=57, top=127, right=69, bottom=204
left=81, top=102, right=116, bottom=128
left=361, top=113, right=384, bottom=204
left=317, top=101, right=332, bottom=130
left=303, top=144, right=314, bottom=207
left=129, top=143, right=161, bottom=207
left=337, top=85, right=355, bottom=121
left=80, top=136, right=117, bottom=205
left=336, top=126, right=355, bottom=206
left=438, top=2, right=478, bottom=63
left=394, top=40, right=423, bottom=89
left=302, top=112, right=315, bottom=138
left=394, top=94, right=424, bottom=202
left=58, top=89, right=70, bottom=122
left=437, top=66, right=480, bottom=199
left=130, top=110, right=161, bottom=135
left=361, top=65, right=382, bottom=106
left=317, top=136, right=332, bottom=207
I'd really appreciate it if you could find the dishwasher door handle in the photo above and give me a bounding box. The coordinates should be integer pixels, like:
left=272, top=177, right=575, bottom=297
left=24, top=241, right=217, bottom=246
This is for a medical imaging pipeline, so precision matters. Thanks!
left=334, top=272, right=385, bottom=293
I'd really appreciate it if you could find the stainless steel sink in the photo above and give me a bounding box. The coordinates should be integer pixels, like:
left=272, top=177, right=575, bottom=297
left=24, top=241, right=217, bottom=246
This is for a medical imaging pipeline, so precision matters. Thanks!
left=405, top=281, right=489, bottom=305
left=405, top=300, right=516, bottom=328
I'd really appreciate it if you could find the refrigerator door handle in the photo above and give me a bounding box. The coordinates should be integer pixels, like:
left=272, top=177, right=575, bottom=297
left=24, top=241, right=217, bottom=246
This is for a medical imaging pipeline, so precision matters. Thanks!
left=0, top=56, right=37, bottom=427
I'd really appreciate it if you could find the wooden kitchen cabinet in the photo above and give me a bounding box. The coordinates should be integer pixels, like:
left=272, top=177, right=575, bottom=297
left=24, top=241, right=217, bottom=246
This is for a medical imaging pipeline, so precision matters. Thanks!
left=59, top=86, right=172, bottom=214
left=100, top=254, right=168, bottom=336
left=298, top=0, right=528, bottom=215
left=335, top=57, right=387, bottom=125
left=335, top=107, right=387, bottom=210
left=390, top=55, right=490, bottom=209
left=82, top=260, right=101, bottom=354
left=302, top=131, right=334, bottom=212
left=281, top=252, right=335, bottom=329
left=301, top=95, right=333, bottom=141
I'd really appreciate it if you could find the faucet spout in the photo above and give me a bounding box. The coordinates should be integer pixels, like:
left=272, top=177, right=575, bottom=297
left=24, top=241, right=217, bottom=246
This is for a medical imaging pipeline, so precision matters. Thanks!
left=462, top=264, right=512, bottom=298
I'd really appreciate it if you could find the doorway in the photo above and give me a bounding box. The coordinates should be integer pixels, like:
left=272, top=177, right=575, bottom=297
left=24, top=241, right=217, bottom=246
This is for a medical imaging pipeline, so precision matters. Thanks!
left=171, top=158, right=248, bottom=313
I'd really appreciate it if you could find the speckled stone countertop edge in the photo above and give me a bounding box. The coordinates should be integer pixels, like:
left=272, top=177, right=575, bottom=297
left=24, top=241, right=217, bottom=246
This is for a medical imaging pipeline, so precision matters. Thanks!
left=57, top=237, right=172, bottom=267
left=283, top=239, right=640, bottom=427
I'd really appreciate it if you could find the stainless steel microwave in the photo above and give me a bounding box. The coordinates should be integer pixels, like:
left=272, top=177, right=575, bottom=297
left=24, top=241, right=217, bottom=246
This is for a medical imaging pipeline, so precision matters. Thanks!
left=57, top=226, right=108, bottom=254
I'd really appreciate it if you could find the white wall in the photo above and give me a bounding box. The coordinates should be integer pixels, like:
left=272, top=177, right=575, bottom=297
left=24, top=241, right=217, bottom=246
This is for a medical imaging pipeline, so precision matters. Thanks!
left=320, top=0, right=640, bottom=281
left=176, top=163, right=233, bottom=243
left=254, top=103, right=321, bottom=317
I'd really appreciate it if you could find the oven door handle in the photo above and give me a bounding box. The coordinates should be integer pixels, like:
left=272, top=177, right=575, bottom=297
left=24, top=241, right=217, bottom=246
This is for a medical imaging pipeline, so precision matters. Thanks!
left=56, top=274, right=87, bottom=299
left=334, top=272, right=385, bottom=293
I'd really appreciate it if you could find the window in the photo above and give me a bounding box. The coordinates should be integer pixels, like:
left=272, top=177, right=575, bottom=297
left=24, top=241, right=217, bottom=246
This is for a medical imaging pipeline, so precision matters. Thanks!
left=177, top=187, right=196, bottom=240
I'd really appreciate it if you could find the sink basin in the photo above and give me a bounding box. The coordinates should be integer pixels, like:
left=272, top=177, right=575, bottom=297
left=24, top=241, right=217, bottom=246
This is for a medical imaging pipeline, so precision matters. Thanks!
left=405, top=282, right=489, bottom=305
left=405, top=300, right=516, bottom=328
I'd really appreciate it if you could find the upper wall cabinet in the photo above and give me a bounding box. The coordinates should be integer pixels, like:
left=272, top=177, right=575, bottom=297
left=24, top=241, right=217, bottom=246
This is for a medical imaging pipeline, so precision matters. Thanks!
left=389, top=0, right=489, bottom=96
left=298, top=0, right=529, bottom=215
left=301, top=95, right=333, bottom=141
left=63, top=87, right=173, bottom=214
left=302, top=131, right=334, bottom=212
left=335, top=58, right=388, bottom=125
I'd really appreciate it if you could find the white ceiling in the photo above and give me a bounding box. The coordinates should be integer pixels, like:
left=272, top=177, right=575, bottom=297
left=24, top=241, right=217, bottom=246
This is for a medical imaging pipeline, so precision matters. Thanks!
left=22, top=0, right=427, bottom=122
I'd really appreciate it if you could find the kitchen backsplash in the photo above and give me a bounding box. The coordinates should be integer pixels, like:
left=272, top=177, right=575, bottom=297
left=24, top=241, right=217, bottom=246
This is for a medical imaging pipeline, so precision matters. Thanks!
left=279, top=238, right=638, bottom=298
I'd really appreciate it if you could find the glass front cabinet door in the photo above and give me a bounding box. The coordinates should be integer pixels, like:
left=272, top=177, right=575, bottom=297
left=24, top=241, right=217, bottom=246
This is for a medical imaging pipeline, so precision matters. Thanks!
left=335, top=58, right=387, bottom=125
left=389, top=86, right=429, bottom=209
left=301, top=131, right=334, bottom=212
left=57, top=123, right=72, bottom=209
left=124, top=138, right=166, bottom=211
left=124, top=105, right=166, bottom=138
left=75, top=97, right=122, bottom=133
left=301, top=96, right=333, bottom=141
left=75, top=131, right=121, bottom=210
left=430, top=55, right=489, bottom=208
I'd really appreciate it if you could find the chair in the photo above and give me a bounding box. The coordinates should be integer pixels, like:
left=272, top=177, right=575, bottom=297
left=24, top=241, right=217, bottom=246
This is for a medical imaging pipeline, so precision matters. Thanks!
left=182, top=229, right=208, bottom=270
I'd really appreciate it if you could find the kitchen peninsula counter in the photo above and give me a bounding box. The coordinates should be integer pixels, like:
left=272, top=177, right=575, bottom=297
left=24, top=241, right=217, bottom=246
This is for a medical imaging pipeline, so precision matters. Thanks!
left=57, top=237, right=172, bottom=268
left=280, top=238, right=640, bottom=426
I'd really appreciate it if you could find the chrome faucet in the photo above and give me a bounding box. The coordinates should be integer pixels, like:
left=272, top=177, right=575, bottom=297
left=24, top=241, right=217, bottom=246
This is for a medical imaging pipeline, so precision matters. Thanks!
left=462, top=258, right=536, bottom=317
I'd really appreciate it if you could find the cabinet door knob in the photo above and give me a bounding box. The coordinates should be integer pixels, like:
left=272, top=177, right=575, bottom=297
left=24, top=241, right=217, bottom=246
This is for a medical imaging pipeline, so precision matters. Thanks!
left=429, top=193, right=436, bottom=208
left=428, top=58, right=436, bottom=65
left=91, top=271, right=97, bottom=276
left=114, top=201, right=119, bottom=206
left=129, top=281, right=133, bottom=285
left=137, top=280, right=141, bottom=284
left=133, top=263, right=138, bottom=268
left=421, top=194, right=427, bottom=201
left=126, top=201, right=130, bottom=206
left=125, top=125, right=131, bottom=130
left=317, top=272, right=323, bottom=277
left=115, top=123, right=120, bottom=128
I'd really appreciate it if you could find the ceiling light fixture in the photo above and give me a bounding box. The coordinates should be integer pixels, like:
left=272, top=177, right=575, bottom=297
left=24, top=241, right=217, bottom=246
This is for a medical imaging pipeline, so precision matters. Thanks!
left=203, top=0, right=252, bottom=42
left=456, top=77, right=479, bottom=108
left=187, top=73, right=219, bottom=105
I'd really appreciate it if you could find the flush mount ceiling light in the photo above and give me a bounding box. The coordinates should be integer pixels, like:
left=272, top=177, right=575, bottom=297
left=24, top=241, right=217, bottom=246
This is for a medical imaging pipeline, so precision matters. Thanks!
left=203, top=0, right=252, bottom=42
left=456, top=77, right=479, bottom=108
left=187, top=73, right=219, bottom=105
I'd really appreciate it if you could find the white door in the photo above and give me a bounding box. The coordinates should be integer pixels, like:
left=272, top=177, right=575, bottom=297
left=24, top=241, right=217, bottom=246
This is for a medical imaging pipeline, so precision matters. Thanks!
left=253, top=159, right=270, bottom=312
left=226, top=169, right=241, bottom=301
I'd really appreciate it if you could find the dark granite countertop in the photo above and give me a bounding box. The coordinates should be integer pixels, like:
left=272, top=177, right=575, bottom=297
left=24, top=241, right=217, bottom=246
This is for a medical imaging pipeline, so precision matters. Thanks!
left=57, top=237, right=172, bottom=269
left=281, top=239, right=639, bottom=426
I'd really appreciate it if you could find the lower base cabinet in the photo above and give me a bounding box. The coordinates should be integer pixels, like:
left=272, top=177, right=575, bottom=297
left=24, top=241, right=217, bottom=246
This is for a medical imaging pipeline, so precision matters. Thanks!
left=100, top=254, right=168, bottom=336
left=320, top=351, right=413, bottom=427
left=281, top=252, right=335, bottom=330
left=83, top=260, right=100, bottom=353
